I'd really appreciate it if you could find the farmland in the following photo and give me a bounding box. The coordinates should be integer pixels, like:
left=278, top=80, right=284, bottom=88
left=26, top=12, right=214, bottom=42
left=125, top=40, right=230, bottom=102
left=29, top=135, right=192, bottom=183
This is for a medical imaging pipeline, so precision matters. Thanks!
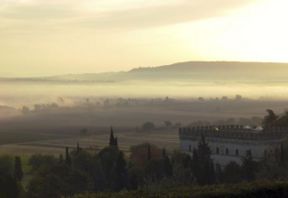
left=0, top=95, right=287, bottom=156
left=0, top=128, right=179, bottom=156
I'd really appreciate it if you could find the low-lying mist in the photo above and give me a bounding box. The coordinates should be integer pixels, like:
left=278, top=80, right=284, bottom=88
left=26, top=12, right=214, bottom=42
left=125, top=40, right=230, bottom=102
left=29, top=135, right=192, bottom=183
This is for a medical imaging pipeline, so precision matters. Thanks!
left=1, top=80, right=288, bottom=108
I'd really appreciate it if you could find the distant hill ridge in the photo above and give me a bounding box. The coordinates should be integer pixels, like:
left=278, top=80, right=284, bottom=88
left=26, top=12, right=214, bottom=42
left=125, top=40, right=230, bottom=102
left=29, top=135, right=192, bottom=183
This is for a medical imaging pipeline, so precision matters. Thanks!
left=1, top=61, right=288, bottom=83
left=130, top=61, right=288, bottom=72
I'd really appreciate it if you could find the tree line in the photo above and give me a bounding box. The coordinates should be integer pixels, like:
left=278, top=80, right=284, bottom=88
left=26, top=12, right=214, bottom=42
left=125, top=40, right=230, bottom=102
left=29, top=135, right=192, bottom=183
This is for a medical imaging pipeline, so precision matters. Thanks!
left=0, top=124, right=288, bottom=198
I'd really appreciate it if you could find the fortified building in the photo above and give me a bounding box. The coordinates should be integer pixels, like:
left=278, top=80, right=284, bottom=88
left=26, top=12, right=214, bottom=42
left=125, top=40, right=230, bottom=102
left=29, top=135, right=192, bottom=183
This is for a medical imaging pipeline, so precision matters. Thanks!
left=179, top=125, right=288, bottom=167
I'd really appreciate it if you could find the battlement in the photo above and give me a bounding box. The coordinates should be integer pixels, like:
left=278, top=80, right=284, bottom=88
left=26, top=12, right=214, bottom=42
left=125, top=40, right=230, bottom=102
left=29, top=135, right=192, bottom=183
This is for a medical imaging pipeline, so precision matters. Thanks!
left=179, top=125, right=288, bottom=141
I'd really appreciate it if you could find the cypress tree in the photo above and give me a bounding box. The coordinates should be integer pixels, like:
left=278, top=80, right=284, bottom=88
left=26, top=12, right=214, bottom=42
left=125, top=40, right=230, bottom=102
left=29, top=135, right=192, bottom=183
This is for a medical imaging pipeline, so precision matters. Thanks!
left=76, top=142, right=81, bottom=153
left=65, top=147, right=71, bottom=166
left=109, top=127, right=119, bottom=147
left=193, top=134, right=215, bottom=185
left=114, top=137, right=118, bottom=147
left=162, top=148, right=172, bottom=177
left=109, top=127, right=115, bottom=146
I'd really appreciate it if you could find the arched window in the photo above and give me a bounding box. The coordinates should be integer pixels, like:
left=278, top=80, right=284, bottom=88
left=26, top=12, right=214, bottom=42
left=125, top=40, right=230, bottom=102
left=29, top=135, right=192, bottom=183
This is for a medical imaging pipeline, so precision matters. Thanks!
left=235, top=149, right=239, bottom=156
left=226, top=148, right=229, bottom=155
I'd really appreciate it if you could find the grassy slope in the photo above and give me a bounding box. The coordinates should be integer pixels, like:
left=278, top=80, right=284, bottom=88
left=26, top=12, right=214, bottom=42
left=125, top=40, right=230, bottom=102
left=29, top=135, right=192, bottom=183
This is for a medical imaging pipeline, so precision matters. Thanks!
left=74, top=180, right=288, bottom=198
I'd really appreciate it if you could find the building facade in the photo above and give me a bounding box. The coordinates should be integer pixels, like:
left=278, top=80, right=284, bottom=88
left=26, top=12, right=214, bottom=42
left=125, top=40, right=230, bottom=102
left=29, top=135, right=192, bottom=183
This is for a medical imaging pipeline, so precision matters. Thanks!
left=179, top=125, right=288, bottom=167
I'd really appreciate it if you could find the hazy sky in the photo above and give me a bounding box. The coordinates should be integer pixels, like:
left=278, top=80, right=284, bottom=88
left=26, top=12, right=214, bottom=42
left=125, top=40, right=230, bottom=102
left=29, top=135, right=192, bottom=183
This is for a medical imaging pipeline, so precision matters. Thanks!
left=0, top=0, right=287, bottom=77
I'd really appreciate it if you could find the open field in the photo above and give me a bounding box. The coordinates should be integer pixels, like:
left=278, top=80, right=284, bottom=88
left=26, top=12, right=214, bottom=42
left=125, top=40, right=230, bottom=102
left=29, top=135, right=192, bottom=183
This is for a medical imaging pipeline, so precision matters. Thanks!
left=1, top=95, right=288, bottom=156
left=0, top=129, right=179, bottom=156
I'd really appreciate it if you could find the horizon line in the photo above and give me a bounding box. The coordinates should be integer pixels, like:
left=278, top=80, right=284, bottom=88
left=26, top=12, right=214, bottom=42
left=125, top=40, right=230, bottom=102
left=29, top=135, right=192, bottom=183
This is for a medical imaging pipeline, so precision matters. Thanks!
left=2, top=60, right=288, bottom=79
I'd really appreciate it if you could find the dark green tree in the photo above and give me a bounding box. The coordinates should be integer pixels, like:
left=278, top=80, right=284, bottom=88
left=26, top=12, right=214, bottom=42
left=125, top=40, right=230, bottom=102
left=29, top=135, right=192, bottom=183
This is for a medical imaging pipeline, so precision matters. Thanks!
left=29, top=154, right=58, bottom=172
left=214, top=164, right=223, bottom=183
left=109, top=127, right=118, bottom=147
left=0, top=174, right=19, bottom=198
left=76, top=142, right=81, bottom=153
left=223, top=161, right=242, bottom=183
left=27, top=163, right=89, bottom=198
left=97, top=146, right=128, bottom=191
left=171, top=151, right=193, bottom=184
left=114, top=137, right=118, bottom=147
left=274, top=111, right=288, bottom=127
left=65, top=147, right=71, bottom=166
left=193, top=135, right=215, bottom=185
left=109, top=127, right=115, bottom=146
left=263, top=109, right=278, bottom=127
left=142, top=122, right=155, bottom=131
left=91, top=158, right=106, bottom=191
left=144, top=148, right=173, bottom=182
left=144, top=159, right=163, bottom=183
left=111, top=151, right=128, bottom=191
left=162, top=148, right=172, bottom=178
left=14, top=156, right=23, bottom=182
left=0, top=156, right=20, bottom=198
left=242, top=154, right=258, bottom=181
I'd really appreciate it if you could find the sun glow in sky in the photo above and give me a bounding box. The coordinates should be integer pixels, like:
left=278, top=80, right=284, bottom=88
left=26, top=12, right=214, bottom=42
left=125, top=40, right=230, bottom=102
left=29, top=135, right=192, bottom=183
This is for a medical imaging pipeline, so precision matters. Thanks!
left=0, top=0, right=287, bottom=77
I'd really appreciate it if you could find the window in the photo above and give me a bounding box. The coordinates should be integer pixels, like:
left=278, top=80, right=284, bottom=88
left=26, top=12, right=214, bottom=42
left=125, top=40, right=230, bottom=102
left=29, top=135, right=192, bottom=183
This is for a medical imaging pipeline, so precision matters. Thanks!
left=189, top=145, right=192, bottom=152
left=216, top=147, right=219, bottom=154
left=235, top=149, right=239, bottom=156
left=226, top=148, right=229, bottom=155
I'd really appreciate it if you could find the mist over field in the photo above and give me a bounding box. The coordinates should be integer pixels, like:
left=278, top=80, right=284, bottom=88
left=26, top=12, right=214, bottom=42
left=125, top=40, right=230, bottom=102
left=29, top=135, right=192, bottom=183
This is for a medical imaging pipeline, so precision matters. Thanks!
left=1, top=61, right=288, bottom=157
left=2, top=61, right=288, bottom=108
left=0, top=61, right=288, bottom=151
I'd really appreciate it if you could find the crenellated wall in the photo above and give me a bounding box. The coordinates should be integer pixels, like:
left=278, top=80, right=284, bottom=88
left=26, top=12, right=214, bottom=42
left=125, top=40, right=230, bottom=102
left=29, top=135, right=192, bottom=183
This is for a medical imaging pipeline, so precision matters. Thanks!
left=179, top=125, right=288, bottom=141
